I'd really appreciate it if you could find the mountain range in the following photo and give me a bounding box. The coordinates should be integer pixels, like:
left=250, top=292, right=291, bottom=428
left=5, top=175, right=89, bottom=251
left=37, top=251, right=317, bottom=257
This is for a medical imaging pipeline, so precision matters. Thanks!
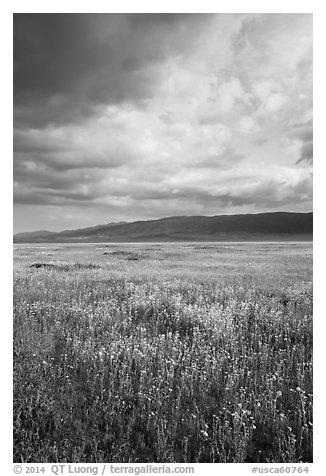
left=13, top=212, right=313, bottom=243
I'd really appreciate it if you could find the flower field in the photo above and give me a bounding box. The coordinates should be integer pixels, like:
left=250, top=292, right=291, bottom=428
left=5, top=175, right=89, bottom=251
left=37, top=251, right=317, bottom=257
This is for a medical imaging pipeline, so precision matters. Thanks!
left=13, top=242, right=313, bottom=463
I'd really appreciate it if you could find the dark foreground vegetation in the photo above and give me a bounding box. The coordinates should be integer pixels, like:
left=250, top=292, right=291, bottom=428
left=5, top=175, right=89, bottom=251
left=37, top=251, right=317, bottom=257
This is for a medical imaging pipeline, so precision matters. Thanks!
left=13, top=243, right=313, bottom=463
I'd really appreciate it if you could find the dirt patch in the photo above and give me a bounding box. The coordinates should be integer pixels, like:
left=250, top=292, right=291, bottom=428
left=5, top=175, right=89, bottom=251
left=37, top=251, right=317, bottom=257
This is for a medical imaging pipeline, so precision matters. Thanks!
left=29, top=263, right=56, bottom=270
left=29, top=263, right=100, bottom=271
left=104, top=250, right=149, bottom=261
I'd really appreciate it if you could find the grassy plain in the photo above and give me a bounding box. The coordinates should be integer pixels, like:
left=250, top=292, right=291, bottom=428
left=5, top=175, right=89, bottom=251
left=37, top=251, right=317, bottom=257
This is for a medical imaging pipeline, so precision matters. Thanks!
left=13, top=242, right=313, bottom=463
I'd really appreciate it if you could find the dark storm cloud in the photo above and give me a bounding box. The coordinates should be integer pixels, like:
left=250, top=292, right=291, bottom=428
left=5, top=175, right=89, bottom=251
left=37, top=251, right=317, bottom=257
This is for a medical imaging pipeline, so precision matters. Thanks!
left=13, top=158, right=102, bottom=191
left=14, top=129, right=73, bottom=154
left=297, top=142, right=313, bottom=164
left=288, top=119, right=313, bottom=164
left=14, top=13, right=212, bottom=128
left=13, top=126, right=138, bottom=171
left=13, top=167, right=106, bottom=206
left=14, top=190, right=53, bottom=206
left=14, top=148, right=132, bottom=172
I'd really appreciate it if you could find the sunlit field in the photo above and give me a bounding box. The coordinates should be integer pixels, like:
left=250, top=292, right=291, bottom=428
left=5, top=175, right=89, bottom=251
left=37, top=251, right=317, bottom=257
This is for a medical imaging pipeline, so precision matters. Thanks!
left=13, top=242, right=313, bottom=463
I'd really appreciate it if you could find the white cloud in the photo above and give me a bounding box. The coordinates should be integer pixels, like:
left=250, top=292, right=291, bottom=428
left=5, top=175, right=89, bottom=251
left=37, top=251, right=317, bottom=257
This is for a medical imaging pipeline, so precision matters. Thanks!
left=237, top=116, right=260, bottom=134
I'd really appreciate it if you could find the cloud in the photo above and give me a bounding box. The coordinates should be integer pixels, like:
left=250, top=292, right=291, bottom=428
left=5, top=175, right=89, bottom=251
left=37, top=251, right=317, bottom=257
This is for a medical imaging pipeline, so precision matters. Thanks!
left=14, top=13, right=212, bottom=128
left=297, top=141, right=313, bottom=164
left=14, top=120, right=139, bottom=172
left=237, top=116, right=260, bottom=134
left=287, top=119, right=313, bottom=164
left=13, top=14, right=313, bottom=232
left=291, top=119, right=313, bottom=143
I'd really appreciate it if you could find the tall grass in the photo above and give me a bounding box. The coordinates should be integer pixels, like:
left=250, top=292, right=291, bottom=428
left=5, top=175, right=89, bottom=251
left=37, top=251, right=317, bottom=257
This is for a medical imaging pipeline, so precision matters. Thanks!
left=13, top=243, right=313, bottom=463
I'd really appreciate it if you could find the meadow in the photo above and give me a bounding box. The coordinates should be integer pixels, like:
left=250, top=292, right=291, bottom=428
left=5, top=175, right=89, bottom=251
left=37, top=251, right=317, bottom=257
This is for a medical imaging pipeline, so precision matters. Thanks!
left=13, top=242, right=313, bottom=463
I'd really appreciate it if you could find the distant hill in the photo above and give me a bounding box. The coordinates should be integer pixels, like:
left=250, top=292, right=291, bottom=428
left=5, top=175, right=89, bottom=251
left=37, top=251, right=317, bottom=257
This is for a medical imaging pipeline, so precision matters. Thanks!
left=13, top=230, right=55, bottom=241
left=13, top=212, right=313, bottom=243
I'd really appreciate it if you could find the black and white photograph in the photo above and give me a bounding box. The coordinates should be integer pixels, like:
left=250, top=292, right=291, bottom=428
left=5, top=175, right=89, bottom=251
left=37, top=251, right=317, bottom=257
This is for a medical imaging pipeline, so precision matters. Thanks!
left=12, top=9, right=313, bottom=469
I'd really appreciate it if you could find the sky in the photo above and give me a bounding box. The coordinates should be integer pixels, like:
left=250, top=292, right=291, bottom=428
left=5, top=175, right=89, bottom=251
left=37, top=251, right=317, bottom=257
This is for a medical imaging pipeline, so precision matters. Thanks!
left=13, top=13, right=313, bottom=233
